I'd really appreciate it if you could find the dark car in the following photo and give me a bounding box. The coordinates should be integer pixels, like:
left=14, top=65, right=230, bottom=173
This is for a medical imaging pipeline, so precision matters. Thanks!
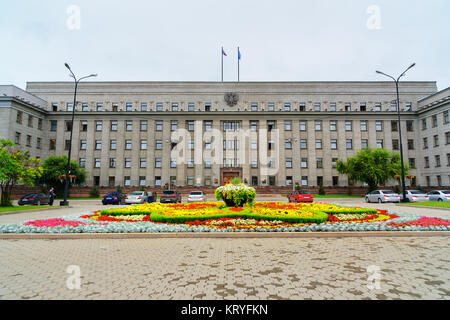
left=160, top=190, right=182, bottom=203
left=102, top=192, right=126, bottom=205
left=18, top=193, right=50, bottom=206
left=288, top=190, right=313, bottom=203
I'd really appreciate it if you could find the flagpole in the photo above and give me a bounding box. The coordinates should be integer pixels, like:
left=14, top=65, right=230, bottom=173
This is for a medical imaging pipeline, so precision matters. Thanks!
left=221, top=46, right=223, bottom=82
left=238, top=46, right=240, bottom=82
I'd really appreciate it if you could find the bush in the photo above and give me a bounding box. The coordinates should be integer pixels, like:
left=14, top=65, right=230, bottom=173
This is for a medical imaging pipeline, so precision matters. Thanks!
left=89, top=186, right=100, bottom=198
left=215, top=183, right=256, bottom=207
left=116, top=184, right=123, bottom=194
left=318, top=183, right=325, bottom=195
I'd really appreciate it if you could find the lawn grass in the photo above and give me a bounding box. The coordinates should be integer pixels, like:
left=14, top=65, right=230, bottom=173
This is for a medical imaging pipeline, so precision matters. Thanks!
left=399, top=201, right=450, bottom=208
left=0, top=205, right=53, bottom=213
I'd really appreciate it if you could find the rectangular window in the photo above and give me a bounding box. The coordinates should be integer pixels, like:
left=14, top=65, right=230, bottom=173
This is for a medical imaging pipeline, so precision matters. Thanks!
left=187, top=176, right=194, bottom=186
left=329, top=121, right=337, bottom=131
left=109, top=158, right=116, bottom=168
left=374, top=103, right=382, bottom=111
left=156, top=103, right=163, bottom=112
left=94, top=158, right=101, bottom=168
left=172, top=103, right=178, bottom=112
left=188, top=103, right=195, bottom=111
left=251, top=140, right=258, bottom=150
left=95, top=121, right=102, bottom=131
left=79, top=158, right=86, bottom=168
left=140, top=158, right=147, bottom=168
left=332, top=176, right=339, bottom=186
left=125, top=140, right=132, bottom=150
left=314, top=102, right=321, bottom=111
left=67, top=103, right=73, bottom=112
left=301, top=176, right=308, bottom=186
left=375, top=121, right=383, bottom=132
left=126, top=103, right=133, bottom=112
left=110, top=120, right=118, bottom=131
left=187, top=121, right=194, bottom=132
left=344, top=103, right=351, bottom=112
left=376, top=139, right=383, bottom=148
left=286, top=158, right=292, bottom=168
left=316, top=139, right=322, bottom=149
left=49, top=139, right=56, bottom=150
left=329, top=102, right=336, bottom=112
left=424, top=156, right=429, bottom=168
left=299, top=120, right=306, bottom=131
left=251, top=159, right=258, bottom=168
left=390, top=101, right=397, bottom=111
left=332, top=158, right=338, bottom=168
left=65, top=120, right=73, bottom=132
left=141, top=103, right=147, bottom=111
left=405, top=102, right=412, bottom=111
left=124, top=176, right=131, bottom=187
left=267, top=121, right=275, bottom=131
left=444, top=111, right=449, bottom=124
left=110, top=139, right=117, bottom=150
left=330, top=139, right=337, bottom=150
left=51, top=103, right=58, bottom=112
left=360, top=121, right=367, bottom=131
left=360, top=103, right=366, bottom=112
left=391, top=121, right=398, bottom=132
left=446, top=132, right=450, bottom=145
left=300, top=139, right=307, bottom=149
left=284, top=120, right=292, bottom=131
left=432, top=115, right=437, bottom=127
left=392, top=139, right=399, bottom=150
left=126, top=120, right=133, bottom=131
left=251, top=103, right=258, bottom=111
left=286, top=176, right=293, bottom=186
left=139, top=176, right=146, bottom=186
left=423, top=137, right=428, bottom=149
left=205, top=103, right=211, bottom=112
left=36, top=137, right=41, bottom=149
left=422, top=118, right=427, bottom=130
left=434, top=135, right=439, bottom=147
left=155, top=176, right=161, bottom=186
left=189, top=141, right=194, bottom=150
left=346, top=139, right=352, bottom=150
left=408, top=158, right=416, bottom=169
left=406, top=120, right=413, bottom=132
left=345, top=121, right=352, bottom=131
left=80, top=140, right=86, bottom=150
left=80, top=103, right=88, bottom=111
left=315, top=121, right=322, bottom=131
left=187, top=159, right=194, bottom=168
left=26, top=135, right=31, bottom=147
left=124, top=158, right=131, bottom=168
left=407, top=139, right=414, bottom=150
left=156, top=120, right=163, bottom=131
left=95, top=140, right=102, bottom=150
left=284, top=103, right=291, bottom=111
left=301, top=158, right=308, bottom=168
left=140, top=120, right=148, bottom=131
left=361, top=139, right=368, bottom=149
left=96, top=103, right=103, bottom=111
left=435, top=155, right=441, bottom=167
left=250, top=121, right=258, bottom=131
left=112, top=103, right=118, bottom=111
left=204, top=121, right=212, bottom=131
left=170, top=158, right=177, bottom=168
left=299, top=103, right=306, bottom=111
left=316, top=158, right=323, bottom=169
left=50, top=120, right=57, bottom=131
left=204, top=160, right=211, bottom=169
left=268, top=102, right=275, bottom=111
left=155, top=140, right=162, bottom=150
left=27, top=115, right=33, bottom=127
left=285, top=139, right=292, bottom=149
left=64, top=140, right=70, bottom=151
left=140, top=139, right=147, bottom=150
left=38, top=119, right=43, bottom=130
left=80, top=120, right=88, bottom=131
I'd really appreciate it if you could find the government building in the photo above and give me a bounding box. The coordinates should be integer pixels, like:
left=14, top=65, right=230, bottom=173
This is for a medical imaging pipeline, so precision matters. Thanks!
left=1, top=81, right=449, bottom=190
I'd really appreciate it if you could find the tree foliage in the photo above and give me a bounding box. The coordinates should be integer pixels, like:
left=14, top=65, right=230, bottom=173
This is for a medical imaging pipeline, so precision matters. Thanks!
left=36, top=155, right=87, bottom=198
left=0, top=139, right=43, bottom=206
left=336, top=148, right=407, bottom=192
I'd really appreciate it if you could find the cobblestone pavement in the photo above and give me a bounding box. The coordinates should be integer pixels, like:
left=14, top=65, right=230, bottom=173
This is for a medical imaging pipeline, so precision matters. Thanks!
left=0, top=237, right=449, bottom=300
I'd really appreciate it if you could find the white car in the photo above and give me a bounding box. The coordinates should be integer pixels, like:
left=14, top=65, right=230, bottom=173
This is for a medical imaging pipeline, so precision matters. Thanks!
left=401, top=190, right=429, bottom=202
left=427, top=190, right=450, bottom=202
left=187, top=191, right=205, bottom=202
left=125, top=191, right=148, bottom=204
left=365, top=190, right=400, bottom=203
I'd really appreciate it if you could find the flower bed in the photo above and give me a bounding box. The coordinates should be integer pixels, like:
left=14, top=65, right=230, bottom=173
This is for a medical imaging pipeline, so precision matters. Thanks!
left=0, top=201, right=449, bottom=233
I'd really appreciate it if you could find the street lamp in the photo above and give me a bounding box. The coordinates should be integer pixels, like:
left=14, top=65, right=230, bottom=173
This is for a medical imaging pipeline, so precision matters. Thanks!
left=287, top=138, right=298, bottom=191
left=166, top=139, right=178, bottom=191
left=60, top=63, right=97, bottom=206
left=376, top=63, right=415, bottom=203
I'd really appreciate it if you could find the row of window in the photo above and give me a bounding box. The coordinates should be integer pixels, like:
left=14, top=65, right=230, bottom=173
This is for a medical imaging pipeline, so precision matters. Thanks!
left=14, top=132, right=42, bottom=149
left=15, top=111, right=43, bottom=130
left=423, top=132, right=450, bottom=148
left=421, top=110, right=450, bottom=129
left=51, top=119, right=417, bottom=133
left=424, top=154, right=450, bottom=168
left=51, top=101, right=413, bottom=112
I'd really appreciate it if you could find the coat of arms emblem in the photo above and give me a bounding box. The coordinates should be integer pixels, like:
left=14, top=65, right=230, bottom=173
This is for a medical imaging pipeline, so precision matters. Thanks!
left=224, top=92, right=239, bottom=106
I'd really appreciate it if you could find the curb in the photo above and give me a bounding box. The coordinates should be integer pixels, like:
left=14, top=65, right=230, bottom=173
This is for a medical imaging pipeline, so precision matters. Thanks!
left=0, top=231, right=449, bottom=240
left=0, top=206, right=72, bottom=216
left=396, top=204, right=450, bottom=211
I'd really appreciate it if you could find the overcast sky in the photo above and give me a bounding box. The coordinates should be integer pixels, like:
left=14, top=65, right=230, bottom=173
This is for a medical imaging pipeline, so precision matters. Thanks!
left=1, top=0, right=449, bottom=90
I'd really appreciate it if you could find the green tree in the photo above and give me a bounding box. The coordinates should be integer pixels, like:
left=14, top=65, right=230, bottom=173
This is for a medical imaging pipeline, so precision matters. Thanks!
left=0, top=139, right=43, bottom=206
left=337, top=148, right=407, bottom=192
left=37, top=155, right=87, bottom=198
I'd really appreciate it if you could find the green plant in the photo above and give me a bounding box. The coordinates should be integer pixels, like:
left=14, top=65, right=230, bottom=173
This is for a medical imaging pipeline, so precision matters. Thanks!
left=139, top=186, right=146, bottom=191
left=116, top=184, right=123, bottom=194
left=89, top=186, right=100, bottom=198
left=318, top=182, right=325, bottom=195
left=215, top=183, right=256, bottom=207
left=231, top=177, right=242, bottom=185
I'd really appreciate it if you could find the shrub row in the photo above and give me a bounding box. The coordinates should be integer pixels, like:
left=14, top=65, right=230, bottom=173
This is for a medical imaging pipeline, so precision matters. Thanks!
left=149, top=211, right=329, bottom=224
left=322, top=208, right=378, bottom=215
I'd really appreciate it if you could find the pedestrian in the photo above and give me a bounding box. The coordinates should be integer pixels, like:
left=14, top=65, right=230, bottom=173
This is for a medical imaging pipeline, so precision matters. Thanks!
left=49, top=187, right=55, bottom=206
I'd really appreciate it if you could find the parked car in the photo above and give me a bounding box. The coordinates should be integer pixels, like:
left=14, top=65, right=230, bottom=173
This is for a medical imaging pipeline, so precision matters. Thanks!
left=288, top=190, right=313, bottom=203
left=124, top=191, right=148, bottom=204
left=187, top=191, right=205, bottom=202
left=147, top=191, right=157, bottom=203
left=400, top=190, right=429, bottom=202
left=102, top=192, right=126, bottom=205
left=365, top=190, right=400, bottom=203
left=18, top=193, right=50, bottom=206
left=160, top=190, right=182, bottom=203
left=427, top=190, right=450, bottom=202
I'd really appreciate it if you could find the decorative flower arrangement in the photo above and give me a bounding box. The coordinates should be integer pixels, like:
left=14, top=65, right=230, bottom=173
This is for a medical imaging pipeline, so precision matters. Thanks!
left=214, top=183, right=256, bottom=207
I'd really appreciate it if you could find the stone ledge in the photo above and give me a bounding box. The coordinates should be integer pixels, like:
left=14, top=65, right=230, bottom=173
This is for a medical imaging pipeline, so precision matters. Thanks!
left=0, top=231, right=449, bottom=240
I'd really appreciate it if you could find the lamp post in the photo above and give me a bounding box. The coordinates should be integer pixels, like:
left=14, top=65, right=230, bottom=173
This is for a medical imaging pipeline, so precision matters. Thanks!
left=166, top=139, right=178, bottom=191
left=60, top=63, right=97, bottom=206
left=287, top=138, right=298, bottom=191
left=376, top=63, right=415, bottom=203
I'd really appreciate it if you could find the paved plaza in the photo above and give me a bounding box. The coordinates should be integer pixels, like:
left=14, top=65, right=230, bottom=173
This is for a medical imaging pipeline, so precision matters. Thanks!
left=0, top=198, right=449, bottom=300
